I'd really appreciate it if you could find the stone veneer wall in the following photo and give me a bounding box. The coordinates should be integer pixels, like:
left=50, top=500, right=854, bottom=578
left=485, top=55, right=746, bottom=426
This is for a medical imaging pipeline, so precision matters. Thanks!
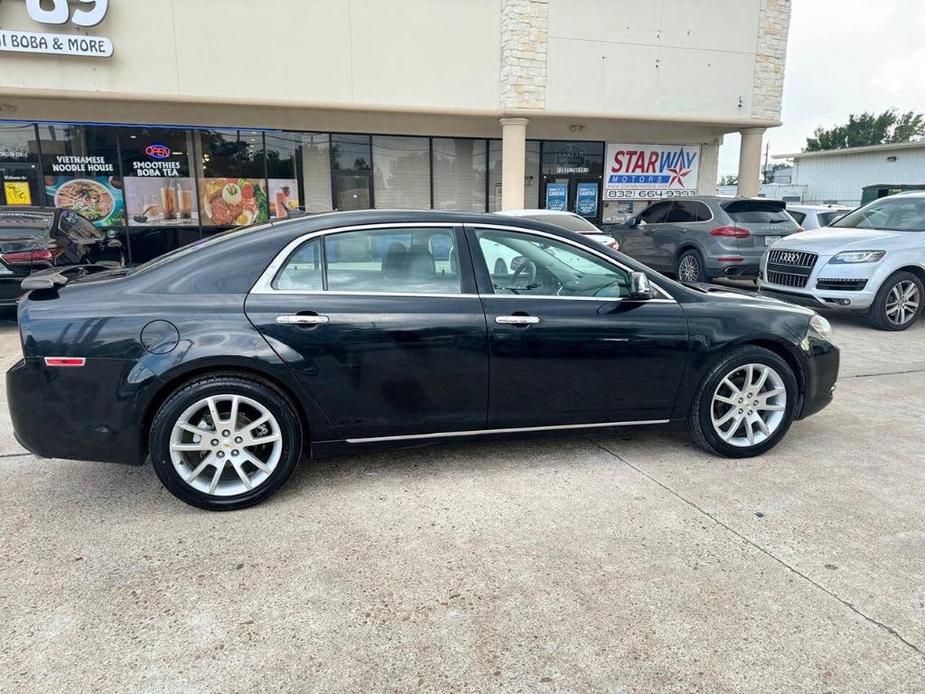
left=499, top=0, right=549, bottom=110
left=751, top=0, right=792, bottom=121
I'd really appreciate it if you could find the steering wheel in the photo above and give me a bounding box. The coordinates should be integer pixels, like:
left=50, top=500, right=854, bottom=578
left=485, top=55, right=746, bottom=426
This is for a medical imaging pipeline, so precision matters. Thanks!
left=511, top=258, right=537, bottom=287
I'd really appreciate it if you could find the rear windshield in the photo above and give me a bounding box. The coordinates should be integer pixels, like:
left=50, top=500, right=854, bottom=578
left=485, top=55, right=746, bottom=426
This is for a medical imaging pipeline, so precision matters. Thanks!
left=0, top=211, right=54, bottom=239
left=832, top=197, right=925, bottom=232
left=524, top=214, right=599, bottom=233
left=723, top=201, right=792, bottom=224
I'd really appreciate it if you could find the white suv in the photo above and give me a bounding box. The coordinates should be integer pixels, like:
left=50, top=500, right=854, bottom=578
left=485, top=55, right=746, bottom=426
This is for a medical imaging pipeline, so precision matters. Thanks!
left=759, top=192, right=925, bottom=330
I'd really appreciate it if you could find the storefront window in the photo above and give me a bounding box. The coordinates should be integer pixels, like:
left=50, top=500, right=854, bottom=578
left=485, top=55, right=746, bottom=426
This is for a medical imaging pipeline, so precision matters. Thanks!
left=35, top=124, right=125, bottom=226
left=118, top=127, right=197, bottom=228
left=433, top=138, right=486, bottom=212
left=261, top=131, right=301, bottom=219
left=196, top=129, right=268, bottom=227
left=541, top=141, right=603, bottom=177
left=0, top=123, right=41, bottom=206
left=331, top=134, right=371, bottom=210
left=372, top=136, right=431, bottom=209
left=487, top=140, right=539, bottom=212
left=300, top=133, right=333, bottom=213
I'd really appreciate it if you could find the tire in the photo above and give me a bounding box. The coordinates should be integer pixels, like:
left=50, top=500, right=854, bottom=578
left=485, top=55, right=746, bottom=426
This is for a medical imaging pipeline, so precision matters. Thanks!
left=688, top=345, right=799, bottom=458
left=149, top=374, right=303, bottom=511
left=866, top=271, right=923, bottom=331
left=677, top=249, right=709, bottom=283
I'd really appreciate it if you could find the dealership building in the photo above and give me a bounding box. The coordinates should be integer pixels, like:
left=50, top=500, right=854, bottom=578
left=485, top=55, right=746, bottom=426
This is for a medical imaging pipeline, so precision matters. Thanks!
left=0, top=0, right=791, bottom=262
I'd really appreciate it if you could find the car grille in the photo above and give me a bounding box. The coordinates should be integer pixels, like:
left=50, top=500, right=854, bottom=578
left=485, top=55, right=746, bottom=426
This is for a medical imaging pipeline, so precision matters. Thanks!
left=765, top=249, right=819, bottom=289
left=816, top=278, right=868, bottom=291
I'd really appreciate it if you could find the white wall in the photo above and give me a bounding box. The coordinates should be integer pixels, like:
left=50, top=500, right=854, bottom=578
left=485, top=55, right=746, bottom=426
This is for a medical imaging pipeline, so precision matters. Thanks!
left=0, top=0, right=501, bottom=113
left=545, top=0, right=762, bottom=120
left=792, top=148, right=925, bottom=205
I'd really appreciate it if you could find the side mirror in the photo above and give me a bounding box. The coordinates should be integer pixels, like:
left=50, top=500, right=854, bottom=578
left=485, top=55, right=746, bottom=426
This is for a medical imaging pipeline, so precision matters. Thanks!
left=629, top=271, right=655, bottom=300
left=627, top=215, right=640, bottom=228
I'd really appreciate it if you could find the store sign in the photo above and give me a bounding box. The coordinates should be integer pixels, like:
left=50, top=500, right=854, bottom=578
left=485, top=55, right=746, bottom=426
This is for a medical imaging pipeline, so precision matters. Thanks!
left=603, top=144, right=701, bottom=200
left=0, top=0, right=113, bottom=58
left=131, top=144, right=183, bottom=176
left=575, top=182, right=598, bottom=216
left=546, top=182, right=568, bottom=211
left=48, top=154, right=114, bottom=175
left=553, top=145, right=589, bottom=174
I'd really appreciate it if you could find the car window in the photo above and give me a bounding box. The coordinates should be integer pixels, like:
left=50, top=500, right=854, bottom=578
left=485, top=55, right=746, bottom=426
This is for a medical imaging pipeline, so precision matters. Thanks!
left=832, top=198, right=925, bottom=232
left=724, top=201, right=792, bottom=224
left=817, top=211, right=845, bottom=226
left=788, top=210, right=806, bottom=224
left=476, top=228, right=630, bottom=299
left=273, top=239, right=322, bottom=291
left=0, top=211, right=54, bottom=240
left=325, top=227, right=460, bottom=294
left=678, top=201, right=712, bottom=222
left=638, top=202, right=671, bottom=224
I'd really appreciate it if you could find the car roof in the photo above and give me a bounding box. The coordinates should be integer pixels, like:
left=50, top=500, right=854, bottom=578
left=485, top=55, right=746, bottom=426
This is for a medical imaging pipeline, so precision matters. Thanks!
left=496, top=209, right=581, bottom=217
left=891, top=191, right=925, bottom=199
left=786, top=204, right=851, bottom=211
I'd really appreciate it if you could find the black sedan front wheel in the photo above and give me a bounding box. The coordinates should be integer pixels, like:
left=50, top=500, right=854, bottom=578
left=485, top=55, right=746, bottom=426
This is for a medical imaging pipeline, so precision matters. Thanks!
left=688, top=346, right=798, bottom=458
left=149, top=374, right=302, bottom=510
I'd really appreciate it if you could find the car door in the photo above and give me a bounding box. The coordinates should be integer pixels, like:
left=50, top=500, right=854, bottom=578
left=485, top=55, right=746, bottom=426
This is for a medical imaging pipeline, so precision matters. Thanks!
left=467, top=224, right=690, bottom=429
left=620, top=201, right=672, bottom=267
left=245, top=223, right=490, bottom=441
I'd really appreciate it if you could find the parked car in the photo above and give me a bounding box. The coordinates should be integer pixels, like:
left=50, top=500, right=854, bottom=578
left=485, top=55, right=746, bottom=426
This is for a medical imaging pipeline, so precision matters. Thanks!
left=785, top=204, right=852, bottom=230
left=498, top=209, right=620, bottom=251
left=759, top=192, right=925, bottom=330
left=7, top=210, right=839, bottom=510
left=0, top=206, right=123, bottom=305
left=605, top=197, right=802, bottom=283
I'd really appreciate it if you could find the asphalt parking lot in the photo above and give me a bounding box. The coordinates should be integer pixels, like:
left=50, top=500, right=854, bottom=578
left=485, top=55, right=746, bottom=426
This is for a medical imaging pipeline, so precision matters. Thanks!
left=1, top=304, right=924, bottom=693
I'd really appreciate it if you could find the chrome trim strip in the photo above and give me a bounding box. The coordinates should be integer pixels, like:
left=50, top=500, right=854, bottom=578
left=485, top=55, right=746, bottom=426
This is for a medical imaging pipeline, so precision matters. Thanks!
left=250, top=220, right=677, bottom=304
left=344, top=418, right=670, bottom=443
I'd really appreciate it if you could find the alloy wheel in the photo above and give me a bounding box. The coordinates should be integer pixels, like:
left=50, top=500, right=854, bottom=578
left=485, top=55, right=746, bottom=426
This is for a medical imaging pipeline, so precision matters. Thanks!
left=885, top=280, right=920, bottom=326
left=169, top=394, right=282, bottom=497
left=679, top=255, right=701, bottom=282
left=710, top=363, right=787, bottom=448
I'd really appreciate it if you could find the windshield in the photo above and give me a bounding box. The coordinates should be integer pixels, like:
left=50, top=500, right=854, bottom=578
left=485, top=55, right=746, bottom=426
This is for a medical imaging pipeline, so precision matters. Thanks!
left=818, top=210, right=848, bottom=226
left=831, top=197, right=925, bottom=232
left=524, top=213, right=599, bottom=233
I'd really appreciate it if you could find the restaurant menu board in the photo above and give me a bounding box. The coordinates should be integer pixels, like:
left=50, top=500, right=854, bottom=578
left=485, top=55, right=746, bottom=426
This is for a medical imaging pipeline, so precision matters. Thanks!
left=268, top=179, right=299, bottom=219
left=125, top=177, right=198, bottom=227
left=199, top=178, right=268, bottom=226
left=45, top=176, right=125, bottom=227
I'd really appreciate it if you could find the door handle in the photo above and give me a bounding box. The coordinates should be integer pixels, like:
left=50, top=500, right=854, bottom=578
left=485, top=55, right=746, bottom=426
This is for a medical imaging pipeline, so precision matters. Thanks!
left=496, top=315, right=540, bottom=326
left=276, top=314, right=330, bottom=325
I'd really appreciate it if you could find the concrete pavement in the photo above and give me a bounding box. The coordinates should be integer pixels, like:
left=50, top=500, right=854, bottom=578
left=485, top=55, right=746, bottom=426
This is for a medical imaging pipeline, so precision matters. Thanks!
left=1, top=307, right=923, bottom=692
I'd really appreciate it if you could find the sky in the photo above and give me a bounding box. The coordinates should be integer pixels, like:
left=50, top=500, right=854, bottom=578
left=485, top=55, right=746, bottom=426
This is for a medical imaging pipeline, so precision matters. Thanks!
left=716, top=0, right=925, bottom=178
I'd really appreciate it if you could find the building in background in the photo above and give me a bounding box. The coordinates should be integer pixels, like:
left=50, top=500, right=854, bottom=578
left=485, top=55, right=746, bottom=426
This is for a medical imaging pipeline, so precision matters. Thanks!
left=0, top=0, right=791, bottom=262
left=774, top=140, right=925, bottom=207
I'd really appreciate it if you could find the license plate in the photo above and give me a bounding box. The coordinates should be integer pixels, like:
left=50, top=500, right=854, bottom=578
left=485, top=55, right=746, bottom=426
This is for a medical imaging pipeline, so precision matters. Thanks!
left=764, top=236, right=781, bottom=246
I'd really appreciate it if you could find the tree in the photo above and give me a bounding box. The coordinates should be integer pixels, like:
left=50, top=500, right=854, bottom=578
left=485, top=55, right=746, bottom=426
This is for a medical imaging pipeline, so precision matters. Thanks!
left=718, top=174, right=738, bottom=186
left=805, top=109, right=925, bottom=152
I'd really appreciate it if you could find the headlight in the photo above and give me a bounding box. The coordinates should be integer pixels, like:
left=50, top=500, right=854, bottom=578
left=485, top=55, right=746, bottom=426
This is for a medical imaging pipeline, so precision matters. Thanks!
left=827, top=250, right=885, bottom=264
left=809, top=313, right=833, bottom=341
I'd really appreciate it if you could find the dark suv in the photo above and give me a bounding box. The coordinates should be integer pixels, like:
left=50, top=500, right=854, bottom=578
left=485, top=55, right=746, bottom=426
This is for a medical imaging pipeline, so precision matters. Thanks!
left=0, top=206, right=123, bottom=305
left=605, top=197, right=802, bottom=282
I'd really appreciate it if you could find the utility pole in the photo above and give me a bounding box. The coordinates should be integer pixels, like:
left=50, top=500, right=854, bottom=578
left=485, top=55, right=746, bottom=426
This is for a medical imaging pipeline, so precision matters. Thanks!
left=763, top=141, right=770, bottom=184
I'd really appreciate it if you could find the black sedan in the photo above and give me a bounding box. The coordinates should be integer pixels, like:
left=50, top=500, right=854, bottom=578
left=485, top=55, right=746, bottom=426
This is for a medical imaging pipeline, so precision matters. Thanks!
left=6, top=210, right=839, bottom=510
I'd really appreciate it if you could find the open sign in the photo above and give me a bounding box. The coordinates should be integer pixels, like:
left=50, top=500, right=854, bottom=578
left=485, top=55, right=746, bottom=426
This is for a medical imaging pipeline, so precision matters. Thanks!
left=145, top=144, right=171, bottom=160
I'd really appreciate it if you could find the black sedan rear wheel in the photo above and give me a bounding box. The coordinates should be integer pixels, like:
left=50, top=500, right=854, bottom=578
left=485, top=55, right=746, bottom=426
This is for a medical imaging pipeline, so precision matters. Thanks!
left=688, top=346, right=798, bottom=458
left=149, top=374, right=302, bottom=510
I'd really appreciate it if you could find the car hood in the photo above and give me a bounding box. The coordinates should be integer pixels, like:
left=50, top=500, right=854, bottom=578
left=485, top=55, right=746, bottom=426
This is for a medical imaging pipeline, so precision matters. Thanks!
left=683, top=281, right=815, bottom=315
left=773, top=226, right=909, bottom=251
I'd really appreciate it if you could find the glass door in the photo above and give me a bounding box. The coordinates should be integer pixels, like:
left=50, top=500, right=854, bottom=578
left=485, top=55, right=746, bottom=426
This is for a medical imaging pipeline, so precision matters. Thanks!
left=0, top=162, right=43, bottom=207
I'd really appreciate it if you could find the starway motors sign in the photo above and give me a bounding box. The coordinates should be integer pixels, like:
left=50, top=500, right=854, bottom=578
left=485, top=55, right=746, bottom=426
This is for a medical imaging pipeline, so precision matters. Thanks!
left=603, top=144, right=701, bottom=200
left=0, top=0, right=112, bottom=58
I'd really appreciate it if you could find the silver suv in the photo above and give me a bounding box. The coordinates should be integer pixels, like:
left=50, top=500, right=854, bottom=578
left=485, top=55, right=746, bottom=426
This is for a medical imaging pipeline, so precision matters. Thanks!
left=605, top=197, right=802, bottom=282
